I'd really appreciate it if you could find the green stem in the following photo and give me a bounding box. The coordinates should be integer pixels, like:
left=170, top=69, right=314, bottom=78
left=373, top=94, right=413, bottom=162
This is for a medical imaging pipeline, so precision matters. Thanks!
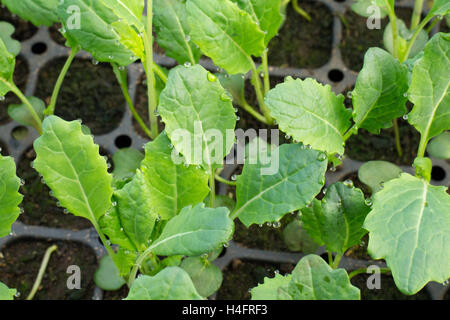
left=343, top=124, right=357, bottom=142
left=261, top=50, right=270, bottom=94
left=129, top=245, right=157, bottom=287
left=143, top=1, right=159, bottom=140
left=332, top=253, right=342, bottom=269
left=292, top=0, right=311, bottom=22
left=328, top=252, right=334, bottom=267
left=210, top=170, right=215, bottom=208
left=46, top=47, right=79, bottom=115
left=241, top=100, right=269, bottom=124
left=92, top=219, right=117, bottom=261
left=153, top=62, right=167, bottom=84
left=384, top=0, right=399, bottom=59
left=402, top=16, right=433, bottom=62
left=250, top=61, right=273, bottom=124
left=112, top=64, right=152, bottom=138
left=348, top=267, right=391, bottom=280
left=417, top=133, right=428, bottom=158
left=393, top=119, right=402, bottom=157
left=425, top=17, right=440, bottom=33
left=1, top=79, right=42, bottom=134
left=410, top=0, right=424, bottom=30
left=26, top=245, right=58, bottom=300
left=215, top=173, right=236, bottom=186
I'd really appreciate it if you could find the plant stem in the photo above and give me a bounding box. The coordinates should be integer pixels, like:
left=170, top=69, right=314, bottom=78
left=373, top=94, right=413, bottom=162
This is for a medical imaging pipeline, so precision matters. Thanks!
left=417, top=133, right=428, bottom=158
left=332, top=253, right=342, bottom=269
left=250, top=61, right=273, bottom=124
left=153, top=62, right=167, bottom=83
left=241, top=100, right=269, bottom=124
left=410, top=0, right=424, bottom=30
left=425, top=17, right=440, bottom=33
left=1, top=79, right=43, bottom=134
left=328, top=252, right=334, bottom=267
left=348, top=267, right=391, bottom=280
left=210, top=170, right=215, bottom=208
left=143, top=0, right=159, bottom=140
left=92, top=219, right=117, bottom=261
left=384, top=0, right=399, bottom=59
left=402, top=16, right=432, bottom=62
left=393, top=119, right=403, bottom=157
left=261, top=50, right=270, bottom=94
left=291, top=0, right=312, bottom=22
left=26, top=245, right=58, bottom=300
left=46, top=47, right=78, bottom=115
left=112, top=64, right=152, bottom=138
left=215, top=173, right=236, bottom=186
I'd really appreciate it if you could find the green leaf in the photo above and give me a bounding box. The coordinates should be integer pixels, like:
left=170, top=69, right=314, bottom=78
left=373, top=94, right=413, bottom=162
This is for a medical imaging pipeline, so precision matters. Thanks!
left=187, top=0, right=265, bottom=74
left=0, top=38, right=15, bottom=96
left=427, top=131, right=450, bottom=159
left=2, top=0, right=58, bottom=27
left=57, top=0, right=136, bottom=65
left=8, top=96, right=45, bottom=132
left=154, top=0, right=201, bottom=65
left=180, top=257, right=223, bottom=297
left=384, top=20, right=428, bottom=59
left=352, top=48, right=409, bottom=133
left=151, top=203, right=234, bottom=257
left=265, top=78, right=351, bottom=154
left=94, top=255, right=126, bottom=291
left=364, top=173, right=450, bottom=294
left=104, top=0, right=144, bottom=30
left=217, top=73, right=246, bottom=107
left=33, top=116, right=113, bottom=225
left=358, top=160, right=403, bottom=193
left=112, top=148, right=144, bottom=182
left=231, top=0, right=283, bottom=46
left=141, top=133, right=209, bottom=220
left=250, top=273, right=292, bottom=300
left=204, top=194, right=236, bottom=212
left=407, top=33, right=450, bottom=144
left=351, top=0, right=388, bottom=19
left=235, top=143, right=327, bottom=227
left=0, top=22, right=20, bottom=56
left=282, top=219, right=319, bottom=253
left=301, top=182, right=371, bottom=255
left=427, top=0, right=450, bottom=17
left=0, top=282, right=16, bottom=300
left=0, top=154, right=23, bottom=237
left=288, top=255, right=360, bottom=300
left=125, top=267, right=204, bottom=300
left=158, top=65, right=236, bottom=172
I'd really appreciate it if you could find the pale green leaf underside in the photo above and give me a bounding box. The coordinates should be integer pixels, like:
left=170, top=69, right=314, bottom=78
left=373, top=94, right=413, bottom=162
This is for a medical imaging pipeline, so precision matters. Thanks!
left=181, top=257, right=223, bottom=297
left=0, top=154, right=23, bottom=237
left=364, top=173, right=450, bottom=294
left=154, top=0, right=201, bottom=65
left=235, top=143, right=327, bottom=227
left=427, top=131, right=450, bottom=159
left=0, top=22, right=21, bottom=56
left=301, top=182, right=371, bottom=254
left=358, top=160, right=403, bottom=193
left=125, top=267, right=203, bottom=300
left=265, top=78, right=351, bottom=154
left=33, top=116, right=113, bottom=224
left=351, top=0, right=388, bottom=18
left=8, top=96, right=45, bottom=132
left=112, top=147, right=144, bottom=181
left=2, top=0, right=58, bottom=27
left=352, top=48, right=408, bottom=133
left=288, top=255, right=360, bottom=300
left=94, top=255, right=126, bottom=291
left=251, top=273, right=292, bottom=300
left=187, top=0, right=265, bottom=74
left=152, top=204, right=233, bottom=257
left=407, top=33, right=450, bottom=142
left=141, top=133, right=209, bottom=220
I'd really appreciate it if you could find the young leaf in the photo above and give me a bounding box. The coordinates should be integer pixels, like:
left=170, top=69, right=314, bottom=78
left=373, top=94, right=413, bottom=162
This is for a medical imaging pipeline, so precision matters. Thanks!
left=384, top=20, right=428, bottom=59
left=364, top=173, right=450, bottom=294
left=282, top=219, right=319, bottom=253
left=180, top=257, right=223, bottom=297
left=250, top=273, right=292, bottom=300
left=427, top=0, right=450, bottom=17
left=158, top=65, right=236, bottom=172
left=234, top=143, right=327, bottom=227
left=0, top=38, right=15, bottom=96
left=151, top=204, right=234, bottom=257
left=217, top=73, right=246, bottom=107
left=2, top=0, right=58, bottom=27
left=8, top=96, right=45, bottom=132
left=103, top=0, right=144, bottom=30
left=153, top=0, right=201, bottom=65
left=407, top=33, right=450, bottom=144
left=125, top=267, right=203, bottom=300
left=301, top=182, right=371, bottom=255
left=351, top=0, right=388, bottom=18
left=0, top=282, right=16, bottom=300
left=427, top=131, right=450, bottom=159
left=358, top=160, right=403, bottom=193
left=0, top=22, right=21, bottom=56
left=265, top=78, right=351, bottom=154
left=0, top=154, right=23, bottom=237
left=33, top=116, right=113, bottom=225
left=187, top=0, right=265, bottom=74
left=57, top=0, right=136, bottom=65
left=352, top=48, right=409, bottom=134
left=94, top=255, right=126, bottom=291
left=287, top=255, right=360, bottom=300
left=231, top=0, right=283, bottom=46
left=112, top=148, right=144, bottom=182
left=140, top=133, right=209, bottom=220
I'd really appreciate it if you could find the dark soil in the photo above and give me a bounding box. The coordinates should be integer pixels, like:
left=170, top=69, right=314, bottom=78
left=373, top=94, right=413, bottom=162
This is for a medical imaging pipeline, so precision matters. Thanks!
left=445, top=287, right=450, bottom=300
left=440, top=20, right=449, bottom=33
left=102, top=285, right=129, bottom=300
left=35, top=58, right=125, bottom=135
left=216, top=260, right=294, bottom=300
left=0, top=6, right=38, bottom=41
left=340, top=8, right=413, bottom=72
left=345, top=234, right=372, bottom=261
left=49, top=23, right=67, bottom=46
left=0, top=55, right=29, bottom=125
left=351, top=274, right=430, bottom=300
left=269, top=1, right=333, bottom=69
left=16, top=147, right=112, bottom=230
left=0, top=239, right=97, bottom=300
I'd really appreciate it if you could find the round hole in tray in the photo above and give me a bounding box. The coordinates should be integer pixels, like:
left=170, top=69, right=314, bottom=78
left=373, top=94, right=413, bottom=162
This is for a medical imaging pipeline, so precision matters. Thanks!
left=12, top=126, right=29, bottom=141
left=431, top=166, right=446, bottom=181
left=31, top=42, right=48, bottom=55
left=115, top=134, right=132, bottom=149
left=328, top=69, right=344, bottom=82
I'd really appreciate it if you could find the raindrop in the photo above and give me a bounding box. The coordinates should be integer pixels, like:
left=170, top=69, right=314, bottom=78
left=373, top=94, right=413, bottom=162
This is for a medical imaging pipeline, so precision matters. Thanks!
left=184, top=62, right=191, bottom=68
left=236, top=116, right=240, bottom=121
left=365, top=198, right=373, bottom=206
left=63, top=209, right=70, bottom=215
left=343, top=179, right=354, bottom=188
left=0, top=96, right=5, bottom=101
left=185, top=35, right=191, bottom=42
left=220, top=92, right=231, bottom=102
left=207, top=73, right=217, bottom=82
left=317, top=152, right=327, bottom=161
left=231, top=175, right=237, bottom=181
left=20, top=179, right=25, bottom=186
left=223, top=242, right=229, bottom=248
left=403, top=92, right=408, bottom=97
left=272, top=221, right=281, bottom=228
left=346, top=91, right=352, bottom=98
left=92, top=59, right=99, bottom=65
left=402, top=114, right=408, bottom=120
